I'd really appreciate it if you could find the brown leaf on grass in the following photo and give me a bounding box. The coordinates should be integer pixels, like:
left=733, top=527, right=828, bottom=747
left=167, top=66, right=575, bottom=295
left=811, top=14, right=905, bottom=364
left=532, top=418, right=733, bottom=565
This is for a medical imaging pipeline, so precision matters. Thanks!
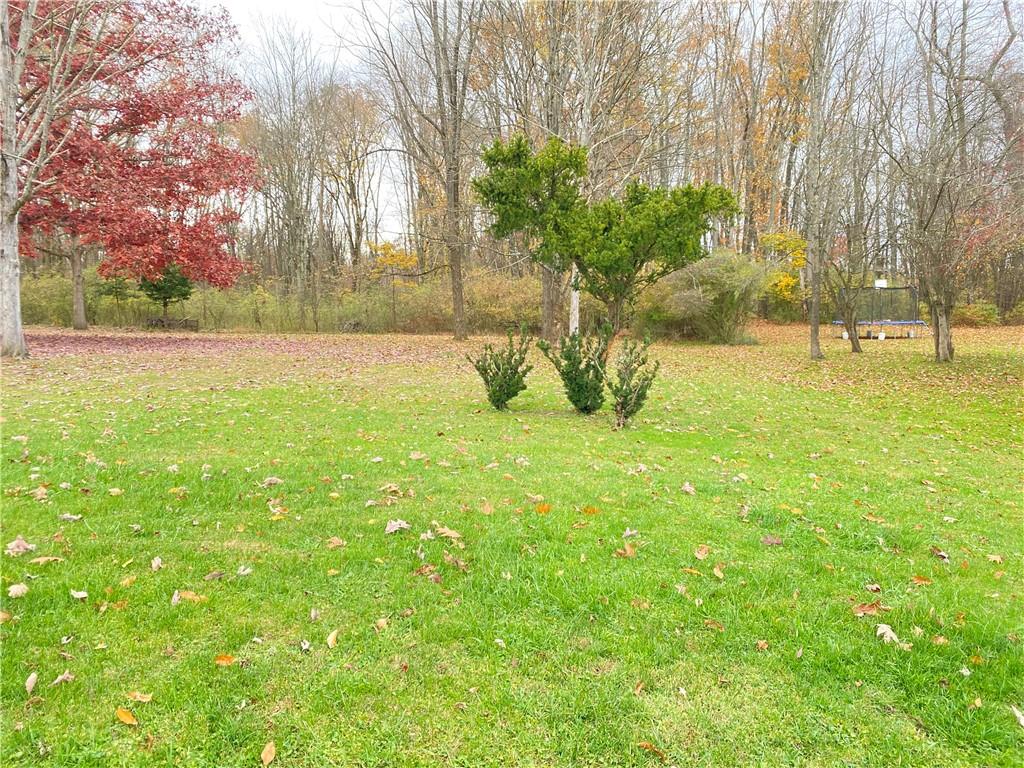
left=51, top=669, right=74, bottom=686
left=0, top=610, right=12, bottom=623
left=435, top=525, right=461, bottom=540
left=203, top=571, right=224, bottom=581
left=261, top=741, right=276, bottom=766
left=214, top=654, right=235, bottom=667
left=8, top=583, right=28, bottom=598
left=694, top=544, right=711, bottom=561
left=760, top=535, right=783, bottom=546
left=680, top=567, right=702, bottom=576
left=443, top=551, right=469, bottom=572
left=127, top=691, right=152, bottom=702
left=176, top=590, right=206, bottom=604
left=582, top=505, right=599, bottom=515
left=115, top=707, right=138, bottom=726
left=911, top=575, right=933, bottom=585
left=633, top=680, right=645, bottom=696
left=481, top=500, right=494, bottom=515
left=853, top=601, right=887, bottom=617
left=535, top=503, right=551, bottom=515
left=637, top=741, right=667, bottom=762
left=614, top=541, right=637, bottom=559
left=374, top=617, right=389, bottom=633
left=29, top=556, right=63, bottom=565
left=987, top=554, right=1004, bottom=564
left=704, top=619, right=725, bottom=632
left=930, top=546, right=950, bottom=563
left=712, top=563, right=725, bottom=580
left=70, top=589, right=88, bottom=601
left=327, top=629, right=339, bottom=649
left=755, top=639, right=769, bottom=651
left=1010, top=704, right=1024, bottom=729
left=865, top=583, right=881, bottom=592
left=25, top=672, right=37, bottom=695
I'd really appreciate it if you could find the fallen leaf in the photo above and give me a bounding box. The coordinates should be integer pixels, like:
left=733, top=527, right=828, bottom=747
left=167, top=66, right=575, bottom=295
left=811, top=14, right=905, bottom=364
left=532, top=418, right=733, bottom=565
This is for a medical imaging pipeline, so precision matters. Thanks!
left=7, top=583, right=29, bottom=598
left=176, top=590, right=206, bottom=603
left=864, top=583, right=881, bottom=593
left=409, top=451, right=427, bottom=461
left=755, top=639, right=769, bottom=651
left=261, top=741, right=276, bottom=766
left=704, top=619, right=725, bottom=632
left=930, top=546, right=950, bottom=563
left=0, top=611, right=11, bottom=623
left=327, top=629, right=339, bottom=648
left=987, top=554, right=1004, bottom=564
left=694, top=544, right=711, bottom=561
left=115, top=707, right=138, bottom=726
left=760, top=535, right=783, bottom=546
left=1010, top=704, right=1024, bottom=729
left=5, top=536, right=36, bottom=557
left=853, top=601, right=884, bottom=617
left=614, top=541, right=637, bottom=558
left=260, top=477, right=283, bottom=488
left=681, top=481, right=696, bottom=495
left=25, top=672, right=37, bottom=695
left=214, top=654, right=235, bottom=667
left=435, top=525, right=461, bottom=540
left=712, top=563, right=725, bottom=580
left=127, top=691, right=152, bottom=702
left=911, top=575, right=932, bottom=586
left=637, top=741, right=667, bottom=762
left=535, top=503, right=551, bottom=515
left=108, top=488, right=123, bottom=496
left=374, top=617, right=389, bottom=633
left=51, top=669, right=74, bottom=686
left=203, top=571, right=224, bottom=581
left=150, top=556, right=163, bottom=571
left=384, top=519, right=411, bottom=534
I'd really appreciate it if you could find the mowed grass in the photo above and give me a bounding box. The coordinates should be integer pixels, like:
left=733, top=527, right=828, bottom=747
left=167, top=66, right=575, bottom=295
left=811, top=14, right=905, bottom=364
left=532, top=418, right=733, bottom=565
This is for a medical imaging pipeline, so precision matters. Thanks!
left=1, top=324, right=1021, bottom=767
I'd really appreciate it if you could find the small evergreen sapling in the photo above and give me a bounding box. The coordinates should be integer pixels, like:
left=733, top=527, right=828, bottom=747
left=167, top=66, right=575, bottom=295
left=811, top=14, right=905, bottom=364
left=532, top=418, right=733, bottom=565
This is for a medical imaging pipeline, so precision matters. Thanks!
left=606, top=338, right=660, bottom=427
left=537, top=327, right=611, bottom=414
left=468, top=329, right=534, bottom=410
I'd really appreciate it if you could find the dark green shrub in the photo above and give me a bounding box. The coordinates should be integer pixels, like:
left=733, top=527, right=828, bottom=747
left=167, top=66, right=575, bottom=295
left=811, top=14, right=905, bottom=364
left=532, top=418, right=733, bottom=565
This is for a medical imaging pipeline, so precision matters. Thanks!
left=605, top=338, right=659, bottom=427
left=538, top=327, right=611, bottom=414
left=468, top=328, right=534, bottom=410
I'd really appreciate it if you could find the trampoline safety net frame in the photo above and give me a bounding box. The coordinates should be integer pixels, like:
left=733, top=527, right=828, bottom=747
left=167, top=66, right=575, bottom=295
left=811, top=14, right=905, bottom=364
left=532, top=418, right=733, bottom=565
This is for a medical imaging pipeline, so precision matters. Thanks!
left=831, top=286, right=928, bottom=339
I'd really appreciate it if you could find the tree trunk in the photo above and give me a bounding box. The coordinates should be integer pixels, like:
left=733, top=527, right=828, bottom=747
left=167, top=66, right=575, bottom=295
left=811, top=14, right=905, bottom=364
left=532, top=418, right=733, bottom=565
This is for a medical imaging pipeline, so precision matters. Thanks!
left=568, top=264, right=580, bottom=334
left=843, top=311, right=862, bottom=352
left=0, top=209, right=26, bottom=357
left=808, top=245, right=824, bottom=360
left=162, top=300, right=170, bottom=320
left=446, top=172, right=466, bottom=341
left=540, top=266, right=560, bottom=341
left=69, top=251, right=88, bottom=330
left=933, top=301, right=953, bottom=362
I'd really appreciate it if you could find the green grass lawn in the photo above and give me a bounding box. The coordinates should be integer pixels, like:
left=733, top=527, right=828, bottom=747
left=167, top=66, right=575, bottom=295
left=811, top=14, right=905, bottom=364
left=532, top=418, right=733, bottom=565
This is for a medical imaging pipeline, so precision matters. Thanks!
left=2, top=325, right=1022, bottom=767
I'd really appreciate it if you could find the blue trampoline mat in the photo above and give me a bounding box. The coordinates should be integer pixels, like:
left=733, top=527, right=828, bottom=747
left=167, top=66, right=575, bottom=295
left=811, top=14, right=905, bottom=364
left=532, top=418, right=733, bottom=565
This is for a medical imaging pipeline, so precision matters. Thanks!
left=830, top=320, right=927, bottom=325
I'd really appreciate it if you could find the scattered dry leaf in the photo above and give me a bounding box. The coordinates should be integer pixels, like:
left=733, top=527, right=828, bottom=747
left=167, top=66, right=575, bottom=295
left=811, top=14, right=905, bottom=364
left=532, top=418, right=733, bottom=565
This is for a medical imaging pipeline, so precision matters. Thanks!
left=214, top=654, right=235, bottom=667
left=694, top=544, right=711, bottom=561
left=115, top=707, right=138, bottom=726
left=261, top=741, right=276, bottom=766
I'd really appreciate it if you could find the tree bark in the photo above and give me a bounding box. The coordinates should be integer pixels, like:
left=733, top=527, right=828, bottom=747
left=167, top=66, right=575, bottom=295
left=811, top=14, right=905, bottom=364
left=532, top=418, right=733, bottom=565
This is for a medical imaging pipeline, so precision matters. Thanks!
left=0, top=208, right=26, bottom=357
left=446, top=168, right=466, bottom=340
left=540, top=266, right=560, bottom=341
left=568, top=264, right=580, bottom=335
left=69, top=251, right=88, bottom=330
left=807, top=242, right=824, bottom=360
left=842, top=311, right=862, bottom=352
left=932, top=301, right=953, bottom=362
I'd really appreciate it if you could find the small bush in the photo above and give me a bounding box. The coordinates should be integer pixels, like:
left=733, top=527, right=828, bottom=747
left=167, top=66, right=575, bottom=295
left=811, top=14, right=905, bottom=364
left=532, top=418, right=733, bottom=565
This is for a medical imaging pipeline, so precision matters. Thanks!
left=468, top=328, right=534, bottom=410
left=669, top=251, right=766, bottom=344
left=605, top=338, right=659, bottom=428
left=1002, top=300, right=1024, bottom=326
left=952, top=301, right=999, bottom=327
left=538, top=327, right=611, bottom=414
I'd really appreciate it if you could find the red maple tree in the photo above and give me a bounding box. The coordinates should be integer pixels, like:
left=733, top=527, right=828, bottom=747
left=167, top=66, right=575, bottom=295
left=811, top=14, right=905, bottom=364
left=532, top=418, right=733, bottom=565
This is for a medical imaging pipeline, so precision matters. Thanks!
left=14, top=0, right=257, bottom=298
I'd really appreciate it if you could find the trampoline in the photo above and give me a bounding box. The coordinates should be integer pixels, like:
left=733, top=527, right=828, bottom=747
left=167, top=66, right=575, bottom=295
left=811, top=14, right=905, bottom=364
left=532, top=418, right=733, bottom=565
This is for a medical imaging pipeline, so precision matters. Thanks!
left=831, top=285, right=927, bottom=339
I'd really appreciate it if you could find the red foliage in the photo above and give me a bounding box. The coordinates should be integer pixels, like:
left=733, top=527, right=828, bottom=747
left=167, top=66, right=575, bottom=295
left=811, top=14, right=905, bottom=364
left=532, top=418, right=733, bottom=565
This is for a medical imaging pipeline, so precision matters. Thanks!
left=14, top=0, right=257, bottom=287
